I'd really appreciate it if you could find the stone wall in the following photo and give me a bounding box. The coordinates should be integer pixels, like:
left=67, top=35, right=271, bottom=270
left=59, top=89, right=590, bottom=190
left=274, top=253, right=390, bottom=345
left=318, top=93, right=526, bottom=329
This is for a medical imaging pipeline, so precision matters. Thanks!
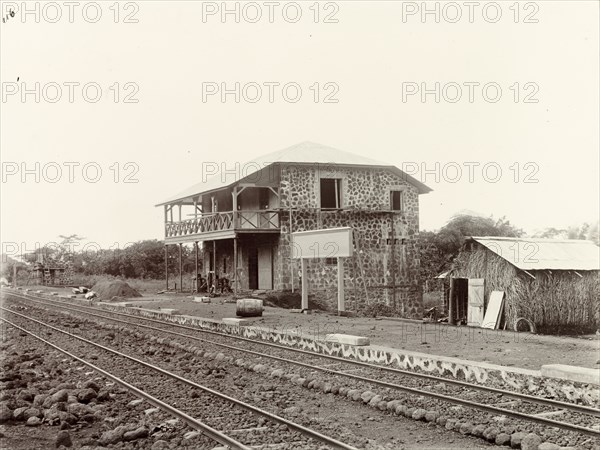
left=275, top=164, right=423, bottom=318
left=200, top=164, right=424, bottom=318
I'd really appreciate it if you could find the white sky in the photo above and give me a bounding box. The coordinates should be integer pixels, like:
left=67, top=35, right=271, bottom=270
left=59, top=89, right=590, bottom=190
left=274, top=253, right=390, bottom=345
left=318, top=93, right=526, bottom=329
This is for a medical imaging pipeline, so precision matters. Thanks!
left=1, top=1, right=598, bottom=253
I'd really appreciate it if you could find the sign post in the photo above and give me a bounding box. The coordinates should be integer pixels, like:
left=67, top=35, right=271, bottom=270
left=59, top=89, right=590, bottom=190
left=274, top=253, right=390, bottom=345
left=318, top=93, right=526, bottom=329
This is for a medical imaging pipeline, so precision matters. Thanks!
left=337, top=258, right=345, bottom=312
left=291, top=227, right=353, bottom=314
left=301, top=259, right=308, bottom=309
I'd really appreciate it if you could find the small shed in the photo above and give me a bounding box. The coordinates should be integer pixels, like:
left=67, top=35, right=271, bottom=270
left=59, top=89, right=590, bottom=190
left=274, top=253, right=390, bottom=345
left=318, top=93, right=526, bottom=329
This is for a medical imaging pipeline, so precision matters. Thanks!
left=442, top=237, right=599, bottom=333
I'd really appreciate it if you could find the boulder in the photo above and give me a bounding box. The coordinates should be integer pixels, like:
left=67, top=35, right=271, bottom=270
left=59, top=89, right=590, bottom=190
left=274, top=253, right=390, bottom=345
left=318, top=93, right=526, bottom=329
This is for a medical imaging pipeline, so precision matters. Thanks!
left=537, top=442, right=560, bottom=450
left=23, top=407, right=42, bottom=420
left=412, top=409, right=427, bottom=421
left=521, top=433, right=542, bottom=450
left=99, top=425, right=129, bottom=445
left=510, top=432, right=526, bottom=448
left=33, top=394, right=48, bottom=407
left=123, top=426, right=149, bottom=441
left=50, top=389, right=69, bottom=404
left=0, top=405, right=13, bottom=423
left=13, top=406, right=29, bottom=421
left=55, top=430, right=72, bottom=447
left=369, top=395, right=383, bottom=407
left=77, top=388, right=97, bottom=404
left=496, top=433, right=511, bottom=446
left=26, top=416, right=42, bottom=426
left=361, top=391, right=376, bottom=404
left=17, top=390, right=34, bottom=402
left=81, top=380, right=100, bottom=392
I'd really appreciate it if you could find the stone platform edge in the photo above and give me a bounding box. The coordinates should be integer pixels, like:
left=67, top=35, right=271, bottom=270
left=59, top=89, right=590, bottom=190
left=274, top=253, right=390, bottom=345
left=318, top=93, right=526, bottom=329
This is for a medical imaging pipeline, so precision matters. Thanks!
left=91, top=300, right=598, bottom=406
left=3, top=287, right=597, bottom=406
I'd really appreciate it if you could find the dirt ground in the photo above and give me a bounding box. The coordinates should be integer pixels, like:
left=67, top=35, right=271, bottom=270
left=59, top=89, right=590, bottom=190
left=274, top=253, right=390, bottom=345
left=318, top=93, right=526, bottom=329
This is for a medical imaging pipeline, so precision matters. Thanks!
left=12, top=286, right=600, bottom=371
left=124, top=293, right=600, bottom=371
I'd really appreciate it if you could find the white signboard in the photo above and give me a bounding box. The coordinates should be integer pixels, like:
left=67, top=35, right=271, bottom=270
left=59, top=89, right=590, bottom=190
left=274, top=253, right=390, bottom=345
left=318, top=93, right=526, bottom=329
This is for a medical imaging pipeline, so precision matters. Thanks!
left=291, top=227, right=353, bottom=259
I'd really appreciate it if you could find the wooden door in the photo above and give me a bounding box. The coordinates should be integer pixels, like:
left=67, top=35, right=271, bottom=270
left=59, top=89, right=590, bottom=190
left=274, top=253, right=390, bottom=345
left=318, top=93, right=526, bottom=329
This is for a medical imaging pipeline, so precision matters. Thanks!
left=467, top=278, right=485, bottom=326
left=248, top=248, right=258, bottom=290
left=258, top=247, right=273, bottom=290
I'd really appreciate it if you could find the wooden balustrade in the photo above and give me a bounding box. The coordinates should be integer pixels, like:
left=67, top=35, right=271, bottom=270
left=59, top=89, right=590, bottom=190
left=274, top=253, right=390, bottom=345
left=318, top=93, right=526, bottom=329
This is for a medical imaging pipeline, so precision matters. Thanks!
left=164, top=210, right=279, bottom=237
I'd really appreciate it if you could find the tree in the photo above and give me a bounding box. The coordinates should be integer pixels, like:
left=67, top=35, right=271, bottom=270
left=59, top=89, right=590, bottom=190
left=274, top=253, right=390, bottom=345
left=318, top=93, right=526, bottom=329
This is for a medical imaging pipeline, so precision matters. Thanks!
left=0, top=254, right=27, bottom=283
left=419, top=214, right=523, bottom=286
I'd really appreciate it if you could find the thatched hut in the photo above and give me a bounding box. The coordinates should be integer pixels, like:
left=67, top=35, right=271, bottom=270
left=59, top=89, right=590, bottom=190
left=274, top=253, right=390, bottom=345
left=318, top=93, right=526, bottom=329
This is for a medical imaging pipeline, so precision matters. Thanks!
left=441, top=237, right=599, bottom=334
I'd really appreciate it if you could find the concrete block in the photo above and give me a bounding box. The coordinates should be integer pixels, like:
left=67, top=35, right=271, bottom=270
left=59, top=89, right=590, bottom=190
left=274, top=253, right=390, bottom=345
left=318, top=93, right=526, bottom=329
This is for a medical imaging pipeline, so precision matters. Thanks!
left=324, top=333, right=370, bottom=346
left=222, top=317, right=252, bottom=326
left=159, top=309, right=180, bottom=315
left=193, top=296, right=211, bottom=303
left=541, top=364, right=600, bottom=386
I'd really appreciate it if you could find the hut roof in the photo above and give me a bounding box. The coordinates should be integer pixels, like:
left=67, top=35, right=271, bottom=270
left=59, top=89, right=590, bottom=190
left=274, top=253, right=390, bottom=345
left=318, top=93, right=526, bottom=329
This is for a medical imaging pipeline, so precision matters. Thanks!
left=469, top=237, right=600, bottom=271
left=156, top=141, right=432, bottom=206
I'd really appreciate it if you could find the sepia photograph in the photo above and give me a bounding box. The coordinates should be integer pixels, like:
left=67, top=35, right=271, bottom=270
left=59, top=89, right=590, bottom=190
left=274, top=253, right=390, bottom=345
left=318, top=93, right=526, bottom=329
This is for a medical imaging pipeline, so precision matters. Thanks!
left=0, top=1, right=599, bottom=449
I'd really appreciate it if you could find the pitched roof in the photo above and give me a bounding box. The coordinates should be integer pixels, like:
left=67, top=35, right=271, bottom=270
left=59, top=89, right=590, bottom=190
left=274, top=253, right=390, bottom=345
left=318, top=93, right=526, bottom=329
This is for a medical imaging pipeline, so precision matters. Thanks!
left=469, top=236, right=600, bottom=271
left=156, top=141, right=432, bottom=205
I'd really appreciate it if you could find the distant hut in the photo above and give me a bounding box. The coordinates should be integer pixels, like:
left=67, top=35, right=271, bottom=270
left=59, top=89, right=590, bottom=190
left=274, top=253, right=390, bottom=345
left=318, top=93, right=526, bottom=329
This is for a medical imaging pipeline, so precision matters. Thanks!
left=441, top=237, right=599, bottom=334
left=28, top=260, right=72, bottom=286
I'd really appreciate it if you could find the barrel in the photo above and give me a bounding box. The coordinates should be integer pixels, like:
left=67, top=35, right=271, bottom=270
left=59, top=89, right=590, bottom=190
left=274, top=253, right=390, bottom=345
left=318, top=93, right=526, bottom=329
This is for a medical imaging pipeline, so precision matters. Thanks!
left=236, top=298, right=264, bottom=317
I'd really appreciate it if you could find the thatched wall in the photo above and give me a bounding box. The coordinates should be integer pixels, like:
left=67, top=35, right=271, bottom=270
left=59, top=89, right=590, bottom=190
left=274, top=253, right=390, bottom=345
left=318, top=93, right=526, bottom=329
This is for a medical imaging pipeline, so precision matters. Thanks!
left=450, top=245, right=599, bottom=333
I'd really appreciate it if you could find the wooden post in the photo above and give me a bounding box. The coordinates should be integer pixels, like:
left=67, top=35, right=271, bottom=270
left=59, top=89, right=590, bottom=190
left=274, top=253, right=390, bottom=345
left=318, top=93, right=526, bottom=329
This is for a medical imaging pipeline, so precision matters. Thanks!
left=178, top=243, right=183, bottom=292
left=337, top=257, right=345, bottom=314
left=164, top=245, right=168, bottom=290
left=448, top=278, right=455, bottom=325
left=390, top=212, right=396, bottom=308
left=194, top=241, right=199, bottom=293
left=233, top=236, right=238, bottom=296
left=301, top=258, right=308, bottom=309
left=290, top=203, right=294, bottom=293
left=232, top=187, right=238, bottom=228
left=213, top=240, right=217, bottom=290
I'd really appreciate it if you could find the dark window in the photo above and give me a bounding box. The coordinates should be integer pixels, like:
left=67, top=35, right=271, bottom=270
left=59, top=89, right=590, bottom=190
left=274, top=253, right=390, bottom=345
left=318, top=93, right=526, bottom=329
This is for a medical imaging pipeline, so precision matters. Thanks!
left=320, top=178, right=341, bottom=209
left=390, top=190, right=403, bottom=211
left=259, top=188, right=270, bottom=209
left=223, top=257, right=227, bottom=273
left=325, top=257, right=337, bottom=265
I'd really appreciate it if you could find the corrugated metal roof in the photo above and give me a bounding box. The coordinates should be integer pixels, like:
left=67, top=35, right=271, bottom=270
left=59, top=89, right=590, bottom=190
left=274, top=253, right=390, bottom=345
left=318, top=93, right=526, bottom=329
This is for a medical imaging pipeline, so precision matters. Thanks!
left=156, top=141, right=432, bottom=206
left=470, top=236, right=600, bottom=271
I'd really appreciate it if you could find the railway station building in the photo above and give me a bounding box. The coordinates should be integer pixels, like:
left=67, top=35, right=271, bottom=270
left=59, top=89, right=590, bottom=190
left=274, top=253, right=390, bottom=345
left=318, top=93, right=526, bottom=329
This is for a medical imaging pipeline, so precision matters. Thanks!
left=156, top=142, right=432, bottom=318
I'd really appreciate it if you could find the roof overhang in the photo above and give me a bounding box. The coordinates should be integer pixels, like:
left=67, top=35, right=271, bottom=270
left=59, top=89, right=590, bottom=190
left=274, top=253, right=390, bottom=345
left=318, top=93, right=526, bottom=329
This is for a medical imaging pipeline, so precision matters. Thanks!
left=155, top=161, right=432, bottom=207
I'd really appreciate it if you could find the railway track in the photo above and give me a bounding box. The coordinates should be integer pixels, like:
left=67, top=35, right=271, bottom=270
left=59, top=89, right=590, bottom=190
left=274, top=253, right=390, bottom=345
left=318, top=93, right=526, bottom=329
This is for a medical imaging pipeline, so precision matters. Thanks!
left=1, top=305, right=359, bottom=450
left=3, top=290, right=600, bottom=447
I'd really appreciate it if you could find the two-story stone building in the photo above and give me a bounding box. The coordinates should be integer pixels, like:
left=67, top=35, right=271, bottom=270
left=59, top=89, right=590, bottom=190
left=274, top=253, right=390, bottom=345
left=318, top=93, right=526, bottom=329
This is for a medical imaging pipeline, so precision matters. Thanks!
left=157, top=142, right=432, bottom=318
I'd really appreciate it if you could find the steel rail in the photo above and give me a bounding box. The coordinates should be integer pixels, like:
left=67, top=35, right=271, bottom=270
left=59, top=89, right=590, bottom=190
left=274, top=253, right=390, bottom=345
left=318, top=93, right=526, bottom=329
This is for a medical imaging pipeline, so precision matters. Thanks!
left=6, top=290, right=599, bottom=419
left=0, top=317, right=249, bottom=450
left=6, top=304, right=600, bottom=439
left=1, top=307, right=358, bottom=450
